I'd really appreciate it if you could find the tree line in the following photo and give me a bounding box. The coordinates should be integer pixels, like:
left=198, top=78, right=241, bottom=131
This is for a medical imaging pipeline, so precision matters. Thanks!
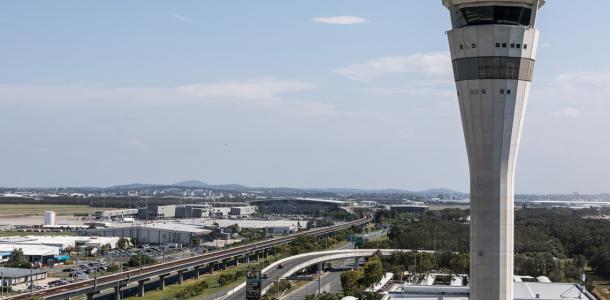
left=370, top=207, right=610, bottom=281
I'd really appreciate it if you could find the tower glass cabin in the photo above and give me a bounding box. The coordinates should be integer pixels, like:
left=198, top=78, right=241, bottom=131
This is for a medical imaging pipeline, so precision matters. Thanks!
left=442, top=1, right=545, bottom=299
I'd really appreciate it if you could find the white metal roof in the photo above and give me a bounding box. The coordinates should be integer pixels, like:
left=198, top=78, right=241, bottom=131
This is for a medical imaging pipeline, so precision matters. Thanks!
left=0, top=244, right=59, bottom=256
left=383, top=281, right=594, bottom=300
left=0, top=267, right=46, bottom=278
left=142, top=223, right=212, bottom=234
left=195, top=219, right=307, bottom=229
left=0, top=236, right=121, bottom=249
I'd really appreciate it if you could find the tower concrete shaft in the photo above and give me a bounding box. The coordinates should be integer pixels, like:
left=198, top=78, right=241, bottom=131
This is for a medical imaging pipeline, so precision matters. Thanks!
left=442, top=1, right=545, bottom=299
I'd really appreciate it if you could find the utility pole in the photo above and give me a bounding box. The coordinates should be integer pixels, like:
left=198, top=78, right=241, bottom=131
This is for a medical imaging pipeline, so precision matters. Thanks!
left=276, top=277, right=280, bottom=299
left=75, top=249, right=79, bottom=282
left=29, top=267, right=33, bottom=296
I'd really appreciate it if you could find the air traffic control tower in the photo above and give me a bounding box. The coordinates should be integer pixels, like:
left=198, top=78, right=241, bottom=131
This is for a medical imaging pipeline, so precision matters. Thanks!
left=442, top=1, right=545, bottom=299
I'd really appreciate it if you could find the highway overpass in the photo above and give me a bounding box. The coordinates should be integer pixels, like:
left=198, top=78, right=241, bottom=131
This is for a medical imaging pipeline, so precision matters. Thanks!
left=219, top=248, right=433, bottom=300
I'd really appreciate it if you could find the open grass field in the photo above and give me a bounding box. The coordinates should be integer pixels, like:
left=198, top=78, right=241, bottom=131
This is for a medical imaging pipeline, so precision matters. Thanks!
left=429, top=204, right=470, bottom=211
left=0, top=204, right=108, bottom=217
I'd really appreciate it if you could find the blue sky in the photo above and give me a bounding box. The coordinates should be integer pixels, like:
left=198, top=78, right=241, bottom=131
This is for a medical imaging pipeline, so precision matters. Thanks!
left=1, top=1, right=610, bottom=193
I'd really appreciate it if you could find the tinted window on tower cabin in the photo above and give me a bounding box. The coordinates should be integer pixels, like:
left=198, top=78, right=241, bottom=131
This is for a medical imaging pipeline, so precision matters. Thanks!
left=455, top=6, right=532, bottom=27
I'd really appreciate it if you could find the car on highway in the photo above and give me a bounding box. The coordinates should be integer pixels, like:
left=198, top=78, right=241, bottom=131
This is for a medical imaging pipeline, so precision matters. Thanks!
left=262, top=273, right=269, bottom=279
left=277, top=263, right=284, bottom=269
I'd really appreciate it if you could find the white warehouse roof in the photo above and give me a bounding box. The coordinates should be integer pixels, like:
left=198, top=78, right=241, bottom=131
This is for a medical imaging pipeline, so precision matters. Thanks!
left=0, top=244, right=59, bottom=257
left=0, top=236, right=121, bottom=250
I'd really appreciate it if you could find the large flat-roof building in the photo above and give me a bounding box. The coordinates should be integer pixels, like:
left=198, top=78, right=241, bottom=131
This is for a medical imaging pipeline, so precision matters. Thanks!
left=85, top=223, right=212, bottom=247
left=96, top=209, right=139, bottom=219
left=191, top=219, right=307, bottom=234
left=0, top=236, right=121, bottom=251
left=442, top=1, right=545, bottom=299
left=382, top=282, right=595, bottom=300
left=138, top=205, right=177, bottom=220
left=251, top=198, right=345, bottom=215
left=0, top=244, right=59, bottom=263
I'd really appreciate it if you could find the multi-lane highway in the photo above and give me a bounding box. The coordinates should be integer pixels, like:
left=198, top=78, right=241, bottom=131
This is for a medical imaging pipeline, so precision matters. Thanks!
left=6, top=218, right=371, bottom=300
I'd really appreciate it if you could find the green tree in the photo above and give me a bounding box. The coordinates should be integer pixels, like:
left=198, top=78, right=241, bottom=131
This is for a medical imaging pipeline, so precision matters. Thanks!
left=341, top=269, right=364, bottom=296
left=100, top=244, right=111, bottom=254
left=6, top=248, right=31, bottom=269
left=359, top=256, right=384, bottom=290
left=117, top=238, right=130, bottom=250
left=126, top=254, right=156, bottom=267
left=130, top=237, right=140, bottom=248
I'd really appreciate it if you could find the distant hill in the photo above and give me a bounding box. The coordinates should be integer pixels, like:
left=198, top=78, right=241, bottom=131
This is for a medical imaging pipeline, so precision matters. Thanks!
left=99, top=180, right=465, bottom=196
left=106, top=183, right=158, bottom=190
left=173, top=180, right=209, bottom=188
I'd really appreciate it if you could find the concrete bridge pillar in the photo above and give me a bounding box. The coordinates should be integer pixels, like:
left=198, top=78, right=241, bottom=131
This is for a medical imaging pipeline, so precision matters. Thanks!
left=159, top=274, right=169, bottom=291
left=317, top=262, right=323, bottom=274
left=114, top=285, right=121, bottom=300
left=137, top=279, right=149, bottom=297
left=86, top=291, right=99, bottom=300
left=194, top=266, right=201, bottom=279
left=178, top=270, right=186, bottom=285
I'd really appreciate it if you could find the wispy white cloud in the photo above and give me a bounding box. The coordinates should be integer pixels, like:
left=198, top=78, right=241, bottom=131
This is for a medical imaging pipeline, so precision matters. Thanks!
left=171, top=13, right=193, bottom=23
left=333, top=52, right=452, bottom=81
left=312, top=16, right=369, bottom=25
left=0, top=79, right=316, bottom=103
left=0, top=79, right=338, bottom=117
left=178, top=79, right=315, bottom=100
left=534, top=71, right=610, bottom=106
left=555, top=71, right=610, bottom=87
